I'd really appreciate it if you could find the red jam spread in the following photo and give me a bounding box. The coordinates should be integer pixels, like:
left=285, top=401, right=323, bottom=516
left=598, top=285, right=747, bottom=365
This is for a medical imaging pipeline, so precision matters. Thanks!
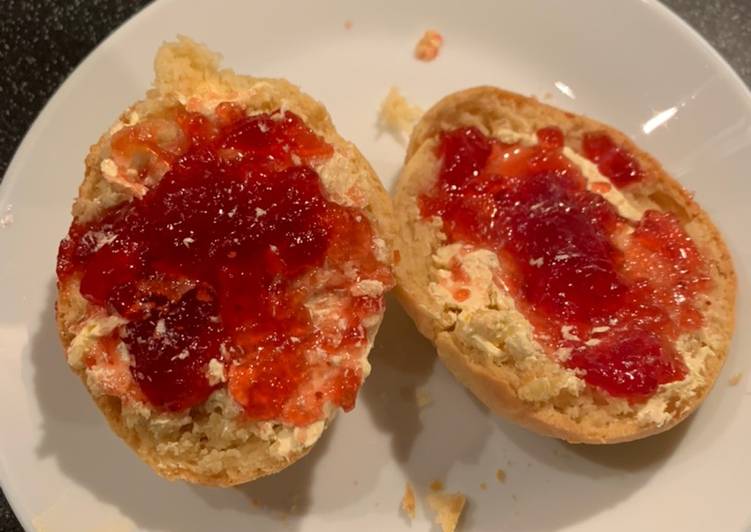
left=582, top=131, right=644, bottom=188
left=421, top=127, right=710, bottom=399
left=57, top=103, right=392, bottom=424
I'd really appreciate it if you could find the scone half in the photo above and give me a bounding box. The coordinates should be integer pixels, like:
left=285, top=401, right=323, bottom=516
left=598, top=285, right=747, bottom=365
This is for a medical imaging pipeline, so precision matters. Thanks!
left=394, top=86, right=736, bottom=444
left=55, top=37, right=395, bottom=485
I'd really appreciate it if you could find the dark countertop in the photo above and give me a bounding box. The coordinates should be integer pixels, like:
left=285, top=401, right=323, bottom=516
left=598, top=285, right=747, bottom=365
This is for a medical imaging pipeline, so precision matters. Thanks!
left=1, top=0, right=750, bottom=530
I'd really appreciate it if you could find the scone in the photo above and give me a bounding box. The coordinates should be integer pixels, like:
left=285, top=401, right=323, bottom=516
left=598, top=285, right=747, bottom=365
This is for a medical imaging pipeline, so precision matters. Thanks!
left=55, top=37, right=395, bottom=485
left=394, top=86, right=735, bottom=443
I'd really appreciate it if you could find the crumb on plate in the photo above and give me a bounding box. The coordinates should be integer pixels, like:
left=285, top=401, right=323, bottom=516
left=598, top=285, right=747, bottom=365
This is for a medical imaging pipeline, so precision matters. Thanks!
left=415, top=29, right=443, bottom=61
left=0, top=204, right=13, bottom=228
left=729, top=372, right=743, bottom=386
left=401, top=482, right=417, bottom=519
left=416, top=385, right=432, bottom=408
left=426, top=491, right=466, bottom=532
left=496, top=469, right=506, bottom=483
left=378, top=87, right=423, bottom=144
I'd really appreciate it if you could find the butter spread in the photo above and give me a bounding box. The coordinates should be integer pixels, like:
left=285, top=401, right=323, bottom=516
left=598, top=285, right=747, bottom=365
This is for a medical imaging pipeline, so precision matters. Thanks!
left=489, top=125, right=645, bottom=220
left=635, top=335, right=713, bottom=426
left=429, top=243, right=585, bottom=401
left=67, top=315, right=127, bottom=369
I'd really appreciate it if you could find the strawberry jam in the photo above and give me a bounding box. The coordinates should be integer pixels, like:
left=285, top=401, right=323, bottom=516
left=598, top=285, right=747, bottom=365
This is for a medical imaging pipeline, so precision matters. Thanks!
left=421, top=127, right=710, bottom=399
left=581, top=132, right=644, bottom=188
left=57, top=104, right=392, bottom=424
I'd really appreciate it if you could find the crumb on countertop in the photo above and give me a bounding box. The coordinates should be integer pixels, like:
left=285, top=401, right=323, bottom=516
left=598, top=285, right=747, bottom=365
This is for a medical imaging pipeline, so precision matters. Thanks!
left=729, top=372, right=743, bottom=386
left=378, top=87, right=423, bottom=144
left=479, top=482, right=487, bottom=491
left=401, top=482, right=417, bottom=519
left=414, top=29, right=443, bottom=61
left=344, top=20, right=352, bottom=29
left=426, top=491, right=466, bottom=532
left=496, top=469, right=506, bottom=483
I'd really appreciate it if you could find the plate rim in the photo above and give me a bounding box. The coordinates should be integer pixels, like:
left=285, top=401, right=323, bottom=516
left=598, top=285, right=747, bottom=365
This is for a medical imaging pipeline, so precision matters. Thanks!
left=1, top=0, right=750, bottom=530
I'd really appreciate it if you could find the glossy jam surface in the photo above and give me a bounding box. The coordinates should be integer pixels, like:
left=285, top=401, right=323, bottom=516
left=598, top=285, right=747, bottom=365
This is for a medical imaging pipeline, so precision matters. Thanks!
left=421, top=127, right=710, bottom=398
left=582, top=131, right=644, bottom=188
left=57, top=104, right=392, bottom=423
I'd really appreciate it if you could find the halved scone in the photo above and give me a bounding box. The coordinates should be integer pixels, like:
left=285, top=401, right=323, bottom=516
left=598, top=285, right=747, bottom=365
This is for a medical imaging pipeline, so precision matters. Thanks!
left=394, top=87, right=735, bottom=443
left=55, top=37, right=395, bottom=485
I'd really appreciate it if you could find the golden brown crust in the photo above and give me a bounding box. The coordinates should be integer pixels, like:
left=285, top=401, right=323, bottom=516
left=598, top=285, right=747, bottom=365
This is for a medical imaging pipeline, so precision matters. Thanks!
left=394, top=86, right=736, bottom=444
left=90, top=387, right=309, bottom=486
left=56, top=37, right=393, bottom=484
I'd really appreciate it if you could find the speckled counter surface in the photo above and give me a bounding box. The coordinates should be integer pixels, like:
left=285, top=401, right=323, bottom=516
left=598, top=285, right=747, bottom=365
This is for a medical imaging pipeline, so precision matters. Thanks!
left=1, top=0, right=750, bottom=530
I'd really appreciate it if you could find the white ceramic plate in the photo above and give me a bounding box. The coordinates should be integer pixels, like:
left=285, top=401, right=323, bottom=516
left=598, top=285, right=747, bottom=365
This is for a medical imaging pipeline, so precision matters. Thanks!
left=1, top=0, right=750, bottom=530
